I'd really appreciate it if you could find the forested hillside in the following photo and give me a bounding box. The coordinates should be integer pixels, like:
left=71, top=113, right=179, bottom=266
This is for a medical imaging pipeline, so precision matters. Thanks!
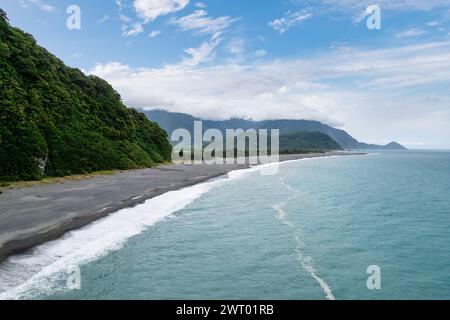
left=279, top=132, right=342, bottom=153
left=144, top=109, right=406, bottom=150
left=0, top=10, right=172, bottom=181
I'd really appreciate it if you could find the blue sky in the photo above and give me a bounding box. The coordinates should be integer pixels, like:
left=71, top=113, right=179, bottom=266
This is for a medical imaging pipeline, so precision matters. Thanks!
left=2, top=0, right=450, bottom=149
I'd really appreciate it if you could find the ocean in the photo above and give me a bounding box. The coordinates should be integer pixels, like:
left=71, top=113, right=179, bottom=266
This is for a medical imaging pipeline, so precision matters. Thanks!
left=1, top=151, right=450, bottom=300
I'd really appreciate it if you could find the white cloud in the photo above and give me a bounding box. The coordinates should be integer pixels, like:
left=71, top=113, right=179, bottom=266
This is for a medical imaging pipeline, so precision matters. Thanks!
left=278, top=86, right=290, bottom=94
left=292, top=0, right=450, bottom=23
left=310, top=0, right=450, bottom=12
left=116, top=0, right=125, bottom=11
left=133, top=0, right=190, bottom=22
left=116, top=4, right=144, bottom=38
left=182, top=33, right=222, bottom=66
left=396, top=28, right=427, bottom=38
left=169, top=10, right=240, bottom=35
left=118, top=7, right=145, bottom=38
left=19, top=0, right=56, bottom=12
left=149, top=29, right=162, bottom=38
left=227, top=38, right=245, bottom=55
left=269, top=12, right=313, bottom=34
left=122, top=22, right=144, bottom=37
left=99, top=14, right=109, bottom=24
left=426, top=21, right=440, bottom=27
left=88, top=40, right=450, bottom=147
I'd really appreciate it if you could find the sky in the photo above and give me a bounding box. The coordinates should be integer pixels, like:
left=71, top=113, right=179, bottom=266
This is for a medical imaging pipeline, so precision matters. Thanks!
left=2, top=0, right=450, bottom=149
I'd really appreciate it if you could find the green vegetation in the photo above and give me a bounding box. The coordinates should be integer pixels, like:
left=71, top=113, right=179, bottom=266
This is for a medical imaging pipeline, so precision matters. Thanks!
left=279, top=132, right=342, bottom=153
left=0, top=11, right=172, bottom=181
left=0, top=181, right=9, bottom=188
left=0, top=169, right=121, bottom=191
left=174, top=131, right=341, bottom=161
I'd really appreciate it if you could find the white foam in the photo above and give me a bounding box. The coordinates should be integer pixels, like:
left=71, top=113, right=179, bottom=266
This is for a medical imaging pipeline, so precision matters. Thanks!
left=300, top=255, right=336, bottom=301
left=0, top=176, right=235, bottom=300
left=273, top=181, right=336, bottom=300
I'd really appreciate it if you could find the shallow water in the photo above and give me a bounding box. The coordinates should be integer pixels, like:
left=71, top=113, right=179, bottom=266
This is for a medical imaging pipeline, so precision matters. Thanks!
left=1, top=151, right=450, bottom=300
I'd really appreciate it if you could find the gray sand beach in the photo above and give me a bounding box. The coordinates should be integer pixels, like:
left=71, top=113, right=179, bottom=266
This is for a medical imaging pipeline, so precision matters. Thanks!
left=0, top=152, right=363, bottom=264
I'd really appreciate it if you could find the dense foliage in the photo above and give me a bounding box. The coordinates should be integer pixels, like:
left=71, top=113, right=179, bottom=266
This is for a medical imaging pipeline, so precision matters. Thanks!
left=0, top=12, right=172, bottom=181
left=279, top=132, right=342, bottom=153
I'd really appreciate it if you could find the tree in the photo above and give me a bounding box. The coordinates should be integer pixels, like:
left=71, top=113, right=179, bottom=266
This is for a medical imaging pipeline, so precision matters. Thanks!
left=0, top=17, right=172, bottom=181
left=0, top=8, right=8, bottom=22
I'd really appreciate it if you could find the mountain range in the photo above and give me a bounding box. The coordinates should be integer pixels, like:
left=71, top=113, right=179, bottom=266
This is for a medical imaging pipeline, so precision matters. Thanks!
left=142, top=109, right=407, bottom=150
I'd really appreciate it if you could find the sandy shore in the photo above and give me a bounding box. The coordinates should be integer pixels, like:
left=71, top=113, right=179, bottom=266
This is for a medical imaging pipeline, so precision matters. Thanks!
left=0, top=151, right=363, bottom=264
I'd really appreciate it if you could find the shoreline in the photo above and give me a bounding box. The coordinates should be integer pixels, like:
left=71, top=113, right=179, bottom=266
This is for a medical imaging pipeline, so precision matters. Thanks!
left=0, top=151, right=364, bottom=264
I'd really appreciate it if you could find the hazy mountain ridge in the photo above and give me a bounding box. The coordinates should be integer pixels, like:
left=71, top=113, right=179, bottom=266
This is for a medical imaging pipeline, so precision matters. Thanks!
left=142, top=109, right=406, bottom=150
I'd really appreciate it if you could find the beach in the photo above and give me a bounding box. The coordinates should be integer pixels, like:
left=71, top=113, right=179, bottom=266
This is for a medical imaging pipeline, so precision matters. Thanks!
left=2, top=150, right=450, bottom=300
left=0, top=152, right=362, bottom=264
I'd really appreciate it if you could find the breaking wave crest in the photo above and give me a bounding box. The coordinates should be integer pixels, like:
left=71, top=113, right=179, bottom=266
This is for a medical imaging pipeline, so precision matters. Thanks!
left=0, top=174, right=241, bottom=300
left=272, top=180, right=336, bottom=301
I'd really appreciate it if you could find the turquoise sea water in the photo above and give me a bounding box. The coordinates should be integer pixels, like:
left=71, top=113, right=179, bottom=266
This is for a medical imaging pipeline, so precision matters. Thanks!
left=1, top=151, right=450, bottom=300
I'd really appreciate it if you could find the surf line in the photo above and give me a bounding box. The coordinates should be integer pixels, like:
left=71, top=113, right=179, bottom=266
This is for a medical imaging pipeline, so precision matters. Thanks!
left=272, top=181, right=336, bottom=301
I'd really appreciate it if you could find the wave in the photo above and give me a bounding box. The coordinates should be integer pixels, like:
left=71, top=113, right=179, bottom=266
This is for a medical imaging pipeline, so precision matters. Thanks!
left=272, top=181, right=336, bottom=301
left=0, top=160, right=281, bottom=300
left=0, top=174, right=242, bottom=300
left=0, top=154, right=361, bottom=299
